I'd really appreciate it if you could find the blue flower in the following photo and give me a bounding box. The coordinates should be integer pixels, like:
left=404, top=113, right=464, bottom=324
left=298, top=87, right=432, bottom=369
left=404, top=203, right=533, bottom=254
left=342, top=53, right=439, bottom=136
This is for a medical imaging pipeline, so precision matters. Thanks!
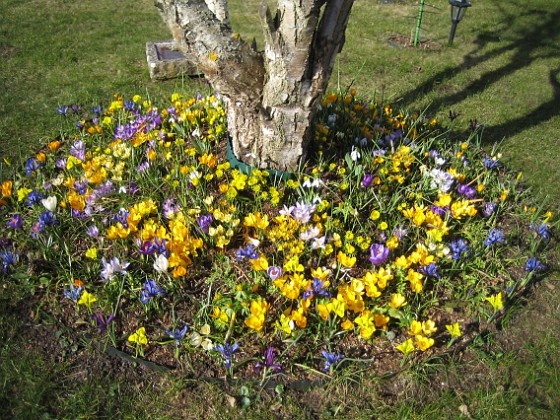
left=236, top=244, right=259, bottom=261
left=165, top=325, right=188, bottom=347
left=39, top=211, right=58, bottom=226
left=484, top=228, right=505, bottom=247
left=112, top=209, right=130, bottom=229
left=419, top=262, right=440, bottom=278
left=449, top=238, right=470, bottom=260
left=73, top=178, right=89, bottom=195
left=303, top=278, right=332, bottom=299
left=141, top=279, right=165, bottom=304
left=484, top=157, right=500, bottom=169
left=25, top=158, right=44, bottom=176
left=529, top=223, right=550, bottom=241
left=321, top=350, right=345, bottom=372
left=1, top=249, right=19, bottom=272
left=215, top=342, right=240, bottom=368
left=63, top=284, right=83, bottom=302
left=27, top=190, right=44, bottom=207
left=525, top=257, right=545, bottom=273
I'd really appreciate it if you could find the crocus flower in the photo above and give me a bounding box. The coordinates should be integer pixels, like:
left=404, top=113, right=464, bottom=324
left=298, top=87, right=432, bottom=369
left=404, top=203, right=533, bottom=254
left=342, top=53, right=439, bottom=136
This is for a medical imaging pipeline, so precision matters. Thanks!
left=85, top=225, right=99, bottom=238
left=457, top=183, right=477, bottom=198
left=291, top=201, right=316, bottom=223
left=529, top=223, right=550, bottom=241
left=267, top=266, right=283, bottom=280
left=39, top=211, right=58, bottom=226
left=27, top=190, right=44, bottom=207
left=100, top=256, right=130, bottom=281
left=525, top=257, right=545, bottom=272
left=484, top=157, right=500, bottom=169
left=165, top=325, right=188, bottom=347
left=41, top=196, right=57, bottom=212
left=303, top=278, right=332, bottom=299
left=484, top=228, right=505, bottom=247
left=30, top=221, right=45, bottom=238
left=255, top=347, right=281, bottom=372
left=483, top=202, right=498, bottom=218
left=361, top=173, right=374, bottom=188
left=1, top=249, right=19, bottom=272
left=25, top=158, right=44, bottom=176
left=449, top=238, right=470, bottom=260
left=91, top=310, right=115, bottom=334
left=419, top=262, right=440, bottom=278
left=215, top=342, right=240, bottom=368
left=321, top=351, right=345, bottom=372
left=63, top=284, right=83, bottom=302
left=369, top=243, right=390, bottom=266
left=141, top=279, right=165, bottom=304
left=236, top=244, right=259, bottom=261
left=153, top=254, right=169, bottom=273
left=196, top=214, right=213, bottom=233
left=7, top=214, right=23, bottom=229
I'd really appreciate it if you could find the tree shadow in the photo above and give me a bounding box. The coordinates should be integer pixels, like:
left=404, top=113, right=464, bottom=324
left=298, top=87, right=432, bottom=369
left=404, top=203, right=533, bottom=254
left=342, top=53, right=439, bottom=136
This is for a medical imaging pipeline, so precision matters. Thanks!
left=399, top=1, right=560, bottom=143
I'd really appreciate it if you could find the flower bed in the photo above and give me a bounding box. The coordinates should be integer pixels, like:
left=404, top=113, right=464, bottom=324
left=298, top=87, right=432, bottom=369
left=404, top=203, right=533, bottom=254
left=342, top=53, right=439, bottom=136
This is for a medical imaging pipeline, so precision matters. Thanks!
left=0, top=90, right=555, bottom=381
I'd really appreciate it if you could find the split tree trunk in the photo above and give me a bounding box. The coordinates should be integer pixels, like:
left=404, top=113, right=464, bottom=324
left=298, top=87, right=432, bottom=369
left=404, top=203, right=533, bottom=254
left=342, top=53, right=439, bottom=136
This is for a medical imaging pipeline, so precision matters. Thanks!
left=155, top=0, right=354, bottom=171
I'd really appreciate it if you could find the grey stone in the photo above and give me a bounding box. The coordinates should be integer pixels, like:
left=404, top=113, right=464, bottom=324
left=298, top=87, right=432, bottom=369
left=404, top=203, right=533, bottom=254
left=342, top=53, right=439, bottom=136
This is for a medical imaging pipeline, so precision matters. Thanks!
left=146, top=41, right=201, bottom=80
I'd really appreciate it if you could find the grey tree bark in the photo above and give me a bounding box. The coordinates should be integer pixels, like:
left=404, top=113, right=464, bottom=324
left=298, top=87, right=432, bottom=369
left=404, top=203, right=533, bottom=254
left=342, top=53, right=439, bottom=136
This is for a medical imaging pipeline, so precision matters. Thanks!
left=155, top=0, right=354, bottom=171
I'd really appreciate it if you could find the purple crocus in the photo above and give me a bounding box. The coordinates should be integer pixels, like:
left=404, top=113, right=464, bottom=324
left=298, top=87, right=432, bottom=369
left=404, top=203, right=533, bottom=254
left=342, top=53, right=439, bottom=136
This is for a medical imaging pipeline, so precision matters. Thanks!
left=7, top=214, right=23, bottom=229
left=196, top=214, right=213, bottom=233
left=30, top=221, right=45, bottom=239
left=85, top=225, right=99, bottom=238
left=91, top=310, right=115, bottom=334
left=483, top=202, right=498, bottom=218
left=369, top=243, right=390, bottom=266
left=100, top=256, right=130, bottom=281
left=267, top=266, right=283, bottom=280
left=361, top=173, right=374, bottom=188
left=255, top=347, right=281, bottom=372
left=457, top=183, right=477, bottom=199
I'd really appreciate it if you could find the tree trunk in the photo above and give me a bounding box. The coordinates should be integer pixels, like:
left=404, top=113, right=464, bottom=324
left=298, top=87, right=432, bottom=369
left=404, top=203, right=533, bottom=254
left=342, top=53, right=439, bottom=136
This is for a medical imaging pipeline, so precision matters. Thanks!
left=155, top=0, right=354, bottom=171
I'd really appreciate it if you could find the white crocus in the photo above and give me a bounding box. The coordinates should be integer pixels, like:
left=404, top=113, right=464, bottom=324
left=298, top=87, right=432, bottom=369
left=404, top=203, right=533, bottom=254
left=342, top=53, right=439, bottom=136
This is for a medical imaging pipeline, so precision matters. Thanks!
left=153, top=254, right=169, bottom=273
left=41, top=196, right=57, bottom=212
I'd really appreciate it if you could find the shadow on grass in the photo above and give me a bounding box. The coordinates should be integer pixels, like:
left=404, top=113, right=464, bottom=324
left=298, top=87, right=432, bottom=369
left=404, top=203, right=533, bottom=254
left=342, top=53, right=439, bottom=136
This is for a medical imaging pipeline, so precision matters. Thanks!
left=399, top=2, right=560, bottom=143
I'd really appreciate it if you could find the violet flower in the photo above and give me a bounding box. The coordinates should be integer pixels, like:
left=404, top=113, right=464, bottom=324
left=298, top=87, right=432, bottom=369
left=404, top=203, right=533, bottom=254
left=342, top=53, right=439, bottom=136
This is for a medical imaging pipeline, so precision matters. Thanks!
left=369, top=243, right=390, bottom=266
left=255, top=347, right=281, bottom=372
left=91, top=310, right=115, bottom=334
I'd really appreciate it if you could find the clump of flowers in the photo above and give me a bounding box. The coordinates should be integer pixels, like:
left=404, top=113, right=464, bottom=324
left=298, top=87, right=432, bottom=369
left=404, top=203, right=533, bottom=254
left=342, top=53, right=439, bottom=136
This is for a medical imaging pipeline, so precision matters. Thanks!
left=0, top=90, right=556, bottom=380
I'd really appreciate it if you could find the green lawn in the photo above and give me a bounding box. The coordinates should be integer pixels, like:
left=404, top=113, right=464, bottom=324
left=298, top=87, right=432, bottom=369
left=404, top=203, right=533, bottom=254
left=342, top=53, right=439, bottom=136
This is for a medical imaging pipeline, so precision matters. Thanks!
left=1, top=0, right=559, bottom=417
